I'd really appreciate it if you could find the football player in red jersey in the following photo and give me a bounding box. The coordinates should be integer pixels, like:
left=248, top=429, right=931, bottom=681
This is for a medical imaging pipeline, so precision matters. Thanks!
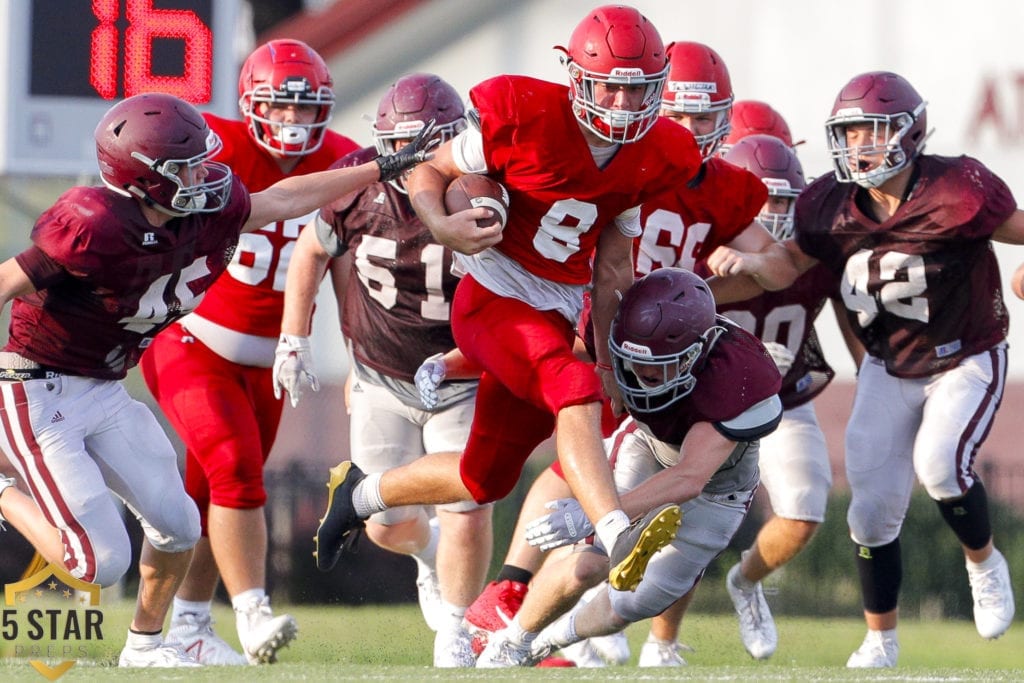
left=137, top=40, right=360, bottom=666
left=719, top=99, right=798, bottom=154
left=312, top=4, right=698, bottom=600
left=277, top=73, right=494, bottom=667
left=474, top=269, right=782, bottom=667
left=0, top=91, right=432, bottom=668
left=714, top=71, right=1020, bottom=667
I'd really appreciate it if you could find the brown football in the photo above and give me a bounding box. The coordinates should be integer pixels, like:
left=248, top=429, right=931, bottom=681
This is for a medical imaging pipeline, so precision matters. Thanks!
left=444, top=174, right=510, bottom=229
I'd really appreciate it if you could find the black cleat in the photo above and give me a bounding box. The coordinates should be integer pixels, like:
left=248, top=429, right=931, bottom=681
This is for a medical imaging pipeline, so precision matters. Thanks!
left=608, top=503, right=681, bottom=592
left=313, top=461, right=366, bottom=571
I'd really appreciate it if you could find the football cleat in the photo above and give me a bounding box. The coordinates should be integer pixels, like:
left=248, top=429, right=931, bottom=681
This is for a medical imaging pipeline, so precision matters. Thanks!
left=118, top=640, right=201, bottom=668
left=433, top=623, right=477, bottom=668
left=235, top=596, right=298, bottom=664
left=560, top=639, right=605, bottom=667
left=588, top=630, right=631, bottom=665
left=166, top=612, right=246, bottom=666
left=608, top=504, right=681, bottom=592
left=476, top=629, right=549, bottom=668
left=967, top=549, right=1015, bottom=639
left=314, top=461, right=366, bottom=571
left=638, top=635, right=690, bottom=667
left=846, top=629, right=898, bottom=668
left=726, top=563, right=778, bottom=659
left=465, top=579, right=528, bottom=653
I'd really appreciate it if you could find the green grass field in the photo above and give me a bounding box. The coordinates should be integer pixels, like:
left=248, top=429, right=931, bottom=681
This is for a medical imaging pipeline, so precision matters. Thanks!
left=1, top=601, right=1021, bottom=681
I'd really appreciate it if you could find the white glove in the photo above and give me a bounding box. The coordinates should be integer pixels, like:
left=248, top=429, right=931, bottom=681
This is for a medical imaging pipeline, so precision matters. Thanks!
left=414, top=352, right=447, bottom=409
left=273, top=334, right=320, bottom=408
left=762, top=341, right=795, bottom=376
left=524, top=498, right=594, bottom=551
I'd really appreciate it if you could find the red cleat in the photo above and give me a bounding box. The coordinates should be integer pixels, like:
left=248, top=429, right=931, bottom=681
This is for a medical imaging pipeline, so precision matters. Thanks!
left=465, top=579, right=528, bottom=654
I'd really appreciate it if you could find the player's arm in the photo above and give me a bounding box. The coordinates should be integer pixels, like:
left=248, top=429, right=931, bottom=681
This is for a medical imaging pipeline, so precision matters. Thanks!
left=406, top=129, right=503, bottom=255
left=832, top=297, right=866, bottom=369
left=0, top=257, right=36, bottom=311
left=591, top=216, right=636, bottom=414
left=708, top=238, right=818, bottom=303
left=246, top=124, right=438, bottom=234
left=991, top=208, right=1024, bottom=245
left=702, top=221, right=801, bottom=291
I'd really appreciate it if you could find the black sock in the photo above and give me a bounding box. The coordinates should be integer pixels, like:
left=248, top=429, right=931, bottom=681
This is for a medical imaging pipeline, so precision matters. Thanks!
left=495, top=564, right=533, bottom=586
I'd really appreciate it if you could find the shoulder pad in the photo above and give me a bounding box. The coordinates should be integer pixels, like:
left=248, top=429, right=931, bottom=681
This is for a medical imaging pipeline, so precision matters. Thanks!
left=314, top=214, right=343, bottom=258
left=713, top=395, right=783, bottom=441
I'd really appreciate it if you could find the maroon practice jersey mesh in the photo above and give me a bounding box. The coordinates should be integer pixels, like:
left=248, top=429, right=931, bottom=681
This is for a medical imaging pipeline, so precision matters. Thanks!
left=319, top=148, right=460, bottom=382
left=9, top=184, right=250, bottom=379
left=795, top=155, right=1014, bottom=377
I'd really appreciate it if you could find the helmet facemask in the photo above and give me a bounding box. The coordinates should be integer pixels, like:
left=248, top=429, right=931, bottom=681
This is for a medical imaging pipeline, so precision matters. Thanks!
left=566, top=60, right=668, bottom=144
left=826, top=102, right=926, bottom=188
left=123, top=130, right=232, bottom=217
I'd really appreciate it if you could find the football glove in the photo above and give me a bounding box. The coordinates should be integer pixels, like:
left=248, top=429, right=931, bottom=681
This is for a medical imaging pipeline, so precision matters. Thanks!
left=524, top=498, right=594, bottom=551
left=414, top=352, right=447, bottom=409
left=273, top=334, right=320, bottom=408
left=375, top=119, right=439, bottom=182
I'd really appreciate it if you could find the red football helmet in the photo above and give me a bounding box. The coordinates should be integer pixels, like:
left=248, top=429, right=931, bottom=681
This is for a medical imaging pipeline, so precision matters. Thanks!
left=660, top=41, right=733, bottom=158
left=95, top=93, right=231, bottom=217
left=722, top=100, right=794, bottom=150
left=238, top=39, right=335, bottom=156
left=825, top=71, right=929, bottom=188
left=372, top=73, right=467, bottom=191
left=723, top=134, right=806, bottom=239
left=556, top=5, right=668, bottom=144
left=610, top=268, right=725, bottom=412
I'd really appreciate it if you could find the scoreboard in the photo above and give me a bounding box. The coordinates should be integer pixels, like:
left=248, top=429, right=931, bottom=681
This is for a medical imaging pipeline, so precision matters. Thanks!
left=1, top=0, right=243, bottom=175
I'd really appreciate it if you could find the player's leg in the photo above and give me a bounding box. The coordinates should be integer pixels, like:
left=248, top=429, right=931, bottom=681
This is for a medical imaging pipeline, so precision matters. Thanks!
left=914, top=344, right=1014, bottom=639
left=844, top=356, right=919, bottom=668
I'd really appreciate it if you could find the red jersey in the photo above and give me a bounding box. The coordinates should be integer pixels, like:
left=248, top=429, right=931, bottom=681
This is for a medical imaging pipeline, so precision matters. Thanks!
left=318, top=148, right=461, bottom=382
left=8, top=184, right=251, bottom=379
left=795, top=155, right=1014, bottom=377
left=636, top=157, right=767, bottom=275
left=191, top=114, right=359, bottom=337
left=470, top=76, right=701, bottom=285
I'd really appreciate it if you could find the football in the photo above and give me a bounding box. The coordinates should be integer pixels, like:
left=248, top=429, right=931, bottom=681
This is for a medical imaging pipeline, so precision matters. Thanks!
left=444, top=174, right=510, bottom=229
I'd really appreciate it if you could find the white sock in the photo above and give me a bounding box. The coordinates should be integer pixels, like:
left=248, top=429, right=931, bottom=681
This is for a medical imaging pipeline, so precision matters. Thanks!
left=231, top=588, right=266, bottom=612
left=506, top=615, right=536, bottom=646
left=352, top=472, right=387, bottom=518
left=171, top=597, right=211, bottom=622
left=125, top=630, right=163, bottom=649
left=594, top=510, right=630, bottom=554
left=967, top=548, right=1003, bottom=571
left=437, top=602, right=466, bottom=630
left=414, top=516, right=441, bottom=572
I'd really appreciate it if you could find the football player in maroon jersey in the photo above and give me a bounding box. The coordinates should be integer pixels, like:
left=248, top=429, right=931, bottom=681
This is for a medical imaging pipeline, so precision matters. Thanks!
left=312, top=4, right=698, bottom=600
left=714, top=71, right=1020, bottom=667
left=0, top=91, right=432, bottom=668
left=474, top=268, right=782, bottom=667
left=277, top=73, right=494, bottom=668
left=137, top=40, right=360, bottom=666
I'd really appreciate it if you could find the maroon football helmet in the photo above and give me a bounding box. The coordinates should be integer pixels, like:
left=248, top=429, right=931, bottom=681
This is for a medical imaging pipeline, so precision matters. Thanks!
left=722, top=100, right=794, bottom=150
left=660, top=41, right=733, bottom=158
left=556, top=4, right=668, bottom=144
left=95, top=93, right=231, bottom=217
left=825, top=71, right=928, bottom=188
left=610, top=268, right=725, bottom=412
left=372, top=73, right=467, bottom=191
left=722, top=134, right=806, bottom=239
left=238, top=39, right=335, bottom=156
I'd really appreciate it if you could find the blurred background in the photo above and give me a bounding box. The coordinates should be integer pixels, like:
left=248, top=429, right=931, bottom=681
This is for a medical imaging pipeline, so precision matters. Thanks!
left=0, top=0, right=1021, bottom=619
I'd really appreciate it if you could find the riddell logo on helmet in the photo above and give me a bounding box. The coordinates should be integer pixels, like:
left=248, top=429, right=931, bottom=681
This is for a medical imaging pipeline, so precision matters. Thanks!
left=621, top=341, right=653, bottom=357
left=610, top=68, right=644, bottom=78
left=669, top=81, right=717, bottom=93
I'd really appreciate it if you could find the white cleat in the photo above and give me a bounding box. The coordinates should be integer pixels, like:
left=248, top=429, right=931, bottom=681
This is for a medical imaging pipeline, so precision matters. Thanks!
left=476, top=629, right=548, bottom=668
left=638, top=636, right=690, bottom=667
left=967, top=549, right=1015, bottom=639
left=560, top=639, right=605, bottom=667
left=726, top=563, right=778, bottom=659
left=235, top=596, right=297, bottom=664
left=433, top=623, right=476, bottom=668
left=118, top=640, right=201, bottom=668
left=166, top=612, right=247, bottom=665
left=588, top=630, right=630, bottom=665
left=415, top=562, right=445, bottom=632
left=846, top=629, right=898, bottom=668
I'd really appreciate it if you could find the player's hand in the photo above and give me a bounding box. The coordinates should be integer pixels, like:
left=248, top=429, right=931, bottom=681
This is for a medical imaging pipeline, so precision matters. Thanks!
left=524, top=498, right=594, bottom=551
left=414, top=352, right=447, bottom=409
left=597, top=364, right=624, bottom=416
left=430, top=210, right=504, bottom=255
left=273, top=334, right=320, bottom=408
left=762, top=341, right=795, bottom=376
left=1012, top=262, right=1024, bottom=301
left=704, top=245, right=763, bottom=278
left=376, top=119, right=440, bottom=182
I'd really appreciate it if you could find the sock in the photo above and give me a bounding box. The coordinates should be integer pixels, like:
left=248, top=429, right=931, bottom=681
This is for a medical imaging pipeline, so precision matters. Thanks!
left=540, top=612, right=577, bottom=650
left=171, top=597, right=211, bottom=623
left=352, top=472, right=387, bottom=518
left=594, top=510, right=630, bottom=554
left=231, top=588, right=266, bottom=612
left=413, top=516, right=440, bottom=572
left=125, top=630, right=162, bottom=649
left=731, top=563, right=758, bottom=592
left=437, top=601, right=466, bottom=630
left=506, top=615, right=536, bottom=646
left=967, top=547, right=1004, bottom=572
left=495, top=564, right=534, bottom=586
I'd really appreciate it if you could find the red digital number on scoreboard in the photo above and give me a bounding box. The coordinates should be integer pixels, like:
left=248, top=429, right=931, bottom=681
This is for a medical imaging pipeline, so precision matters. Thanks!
left=89, top=0, right=213, bottom=102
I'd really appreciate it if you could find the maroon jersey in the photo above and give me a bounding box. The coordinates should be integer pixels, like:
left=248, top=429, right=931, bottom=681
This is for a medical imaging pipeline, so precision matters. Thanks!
left=470, top=75, right=701, bottom=285
left=636, top=157, right=768, bottom=275
left=7, top=184, right=250, bottom=379
left=714, top=264, right=837, bottom=409
left=795, top=155, right=1014, bottom=377
left=317, top=148, right=459, bottom=382
left=635, top=321, right=782, bottom=445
